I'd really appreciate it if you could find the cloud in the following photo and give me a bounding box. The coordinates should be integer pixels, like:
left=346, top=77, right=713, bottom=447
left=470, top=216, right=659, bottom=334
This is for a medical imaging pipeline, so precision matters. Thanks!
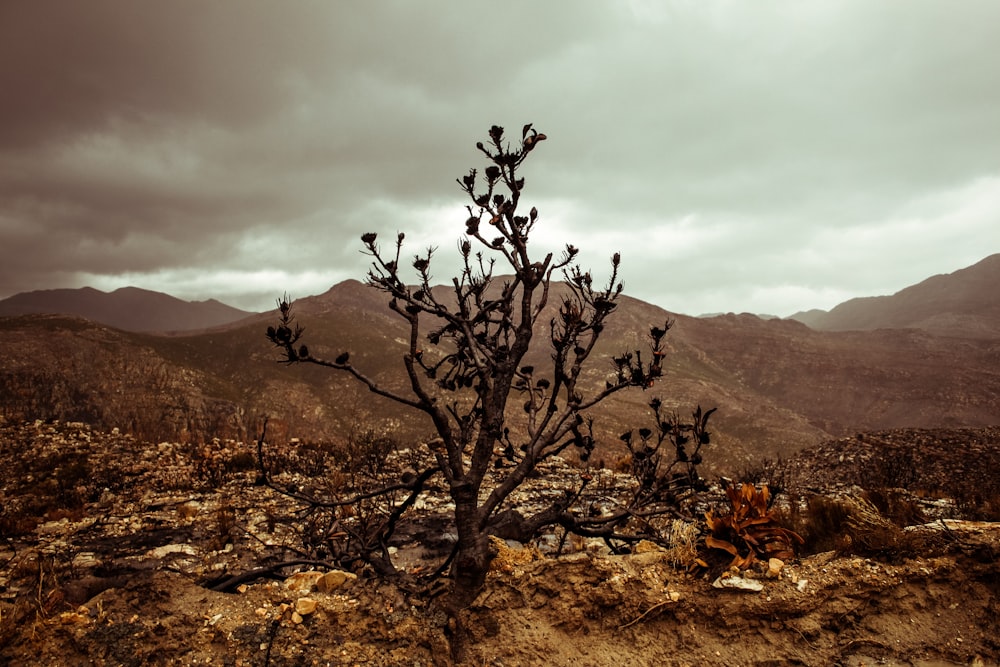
left=1, top=1, right=998, bottom=317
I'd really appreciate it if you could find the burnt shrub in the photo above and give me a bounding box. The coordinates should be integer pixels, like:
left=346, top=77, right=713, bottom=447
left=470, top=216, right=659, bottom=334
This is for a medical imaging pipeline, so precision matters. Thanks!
left=776, top=494, right=853, bottom=555
left=226, top=450, right=258, bottom=474
left=335, top=428, right=398, bottom=477
left=260, top=124, right=712, bottom=609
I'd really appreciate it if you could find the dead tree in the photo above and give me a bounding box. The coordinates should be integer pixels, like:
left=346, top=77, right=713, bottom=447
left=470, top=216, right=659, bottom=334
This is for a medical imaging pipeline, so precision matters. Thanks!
left=267, top=124, right=705, bottom=608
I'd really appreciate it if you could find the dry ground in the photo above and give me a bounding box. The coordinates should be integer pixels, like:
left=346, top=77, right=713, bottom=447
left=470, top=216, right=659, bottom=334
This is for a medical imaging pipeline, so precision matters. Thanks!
left=2, top=420, right=998, bottom=666
left=4, top=527, right=998, bottom=666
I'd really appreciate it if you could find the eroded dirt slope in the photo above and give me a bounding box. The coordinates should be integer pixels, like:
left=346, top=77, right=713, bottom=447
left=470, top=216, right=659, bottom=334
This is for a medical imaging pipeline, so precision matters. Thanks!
left=4, top=531, right=998, bottom=666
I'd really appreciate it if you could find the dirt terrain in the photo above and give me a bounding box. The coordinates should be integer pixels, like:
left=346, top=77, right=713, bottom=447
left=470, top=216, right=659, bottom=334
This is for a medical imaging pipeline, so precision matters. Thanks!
left=4, top=526, right=998, bottom=666
left=2, top=420, right=998, bottom=666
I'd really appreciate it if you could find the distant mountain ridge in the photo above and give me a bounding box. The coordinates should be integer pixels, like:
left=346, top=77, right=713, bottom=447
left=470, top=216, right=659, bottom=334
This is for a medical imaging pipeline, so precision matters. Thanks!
left=1, top=255, right=998, bottom=471
left=2, top=262, right=999, bottom=472
left=0, top=286, right=255, bottom=332
left=788, top=254, right=1000, bottom=338
left=5, top=253, right=997, bottom=336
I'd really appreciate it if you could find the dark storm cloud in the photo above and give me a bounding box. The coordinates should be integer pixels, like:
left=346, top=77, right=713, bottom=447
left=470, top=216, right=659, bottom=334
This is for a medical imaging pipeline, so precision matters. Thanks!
left=1, top=1, right=998, bottom=314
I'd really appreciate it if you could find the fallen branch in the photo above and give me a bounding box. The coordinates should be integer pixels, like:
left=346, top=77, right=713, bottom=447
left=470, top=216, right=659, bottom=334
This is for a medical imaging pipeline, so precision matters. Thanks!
left=618, top=598, right=675, bottom=630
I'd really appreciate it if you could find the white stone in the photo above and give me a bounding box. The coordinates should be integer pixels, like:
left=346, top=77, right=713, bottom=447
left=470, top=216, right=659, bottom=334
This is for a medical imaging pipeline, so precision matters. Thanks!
left=146, top=543, right=197, bottom=559
left=712, top=575, right=764, bottom=592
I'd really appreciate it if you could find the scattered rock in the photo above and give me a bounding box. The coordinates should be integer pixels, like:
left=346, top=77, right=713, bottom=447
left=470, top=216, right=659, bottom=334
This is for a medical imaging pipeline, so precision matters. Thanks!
left=317, top=570, right=356, bottom=592
left=146, top=543, right=196, bottom=559
left=177, top=501, right=201, bottom=519
left=712, top=574, right=764, bottom=592
left=634, top=540, right=664, bottom=554
left=294, top=598, right=317, bottom=616
left=284, top=571, right=324, bottom=592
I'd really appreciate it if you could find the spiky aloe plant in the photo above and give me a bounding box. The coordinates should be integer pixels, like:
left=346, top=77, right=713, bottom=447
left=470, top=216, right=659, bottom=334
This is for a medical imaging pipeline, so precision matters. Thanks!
left=704, top=483, right=803, bottom=570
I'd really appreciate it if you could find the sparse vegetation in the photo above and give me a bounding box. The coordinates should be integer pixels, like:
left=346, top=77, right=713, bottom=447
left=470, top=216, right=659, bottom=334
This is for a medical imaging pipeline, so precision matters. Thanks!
left=954, top=484, right=1000, bottom=522
left=1, top=417, right=999, bottom=665
left=0, top=422, right=127, bottom=537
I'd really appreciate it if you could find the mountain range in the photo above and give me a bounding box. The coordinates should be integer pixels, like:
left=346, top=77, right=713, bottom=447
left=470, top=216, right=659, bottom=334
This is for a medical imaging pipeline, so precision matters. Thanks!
left=0, top=254, right=997, bottom=472
left=788, top=253, right=1000, bottom=337
left=0, top=286, right=254, bottom=332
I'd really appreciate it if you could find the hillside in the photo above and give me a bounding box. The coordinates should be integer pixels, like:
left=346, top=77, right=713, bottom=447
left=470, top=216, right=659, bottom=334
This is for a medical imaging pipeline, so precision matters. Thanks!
left=1, top=271, right=998, bottom=470
left=679, top=312, right=1000, bottom=436
left=789, top=253, right=1000, bottom=338
left=0, top=286, right=255, bottom=332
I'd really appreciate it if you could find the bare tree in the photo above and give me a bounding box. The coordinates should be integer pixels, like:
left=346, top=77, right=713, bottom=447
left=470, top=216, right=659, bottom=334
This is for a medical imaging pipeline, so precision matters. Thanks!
left=266, top=124, right=702, bottom=608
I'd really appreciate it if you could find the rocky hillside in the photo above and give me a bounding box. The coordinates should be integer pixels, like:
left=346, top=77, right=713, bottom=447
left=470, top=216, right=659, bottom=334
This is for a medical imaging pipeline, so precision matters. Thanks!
left=679, top=312, right=1000, bottom=436
left=790, top=253, right=1000, bottom=338
left=0, top=286, right=255, bottom=332
left=0, top=315, right=256, bottom=445
left=1, top=272, right=999, bottom=470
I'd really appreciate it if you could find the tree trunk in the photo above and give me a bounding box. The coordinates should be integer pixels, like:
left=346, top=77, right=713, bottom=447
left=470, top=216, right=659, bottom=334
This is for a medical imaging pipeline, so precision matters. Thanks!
left=449, top=487, right=493, bottom=609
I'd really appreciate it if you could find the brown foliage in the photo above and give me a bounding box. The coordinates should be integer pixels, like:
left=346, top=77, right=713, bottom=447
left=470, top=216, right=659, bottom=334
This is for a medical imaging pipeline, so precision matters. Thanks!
left=704, top=483, right=803, bottom=569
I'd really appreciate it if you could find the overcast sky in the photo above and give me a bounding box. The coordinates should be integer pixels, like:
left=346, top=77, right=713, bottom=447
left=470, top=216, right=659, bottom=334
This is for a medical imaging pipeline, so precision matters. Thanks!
left=1, top=1, right=998, bottom=317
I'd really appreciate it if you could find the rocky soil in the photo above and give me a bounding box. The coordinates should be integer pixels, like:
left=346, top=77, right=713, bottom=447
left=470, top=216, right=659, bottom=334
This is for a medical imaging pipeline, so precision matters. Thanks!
left=2, top=419, right=999, bottom=666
